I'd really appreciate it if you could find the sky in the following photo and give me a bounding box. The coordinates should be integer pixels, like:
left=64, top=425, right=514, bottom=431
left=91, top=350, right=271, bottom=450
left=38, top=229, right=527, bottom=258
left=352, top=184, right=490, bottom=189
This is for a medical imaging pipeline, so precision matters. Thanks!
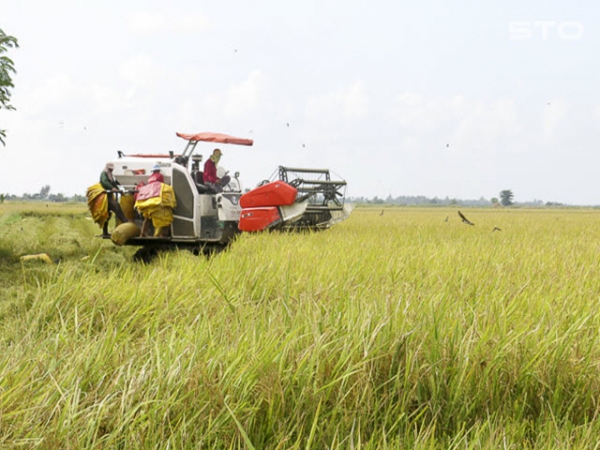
left=0, top=0, right=598, bottom=205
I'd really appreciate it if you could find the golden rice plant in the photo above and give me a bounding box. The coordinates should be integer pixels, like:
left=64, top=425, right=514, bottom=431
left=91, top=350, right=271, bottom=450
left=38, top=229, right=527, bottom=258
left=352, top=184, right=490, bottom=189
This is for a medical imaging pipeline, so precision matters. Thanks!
left=2, top=204, right=600, bottom=448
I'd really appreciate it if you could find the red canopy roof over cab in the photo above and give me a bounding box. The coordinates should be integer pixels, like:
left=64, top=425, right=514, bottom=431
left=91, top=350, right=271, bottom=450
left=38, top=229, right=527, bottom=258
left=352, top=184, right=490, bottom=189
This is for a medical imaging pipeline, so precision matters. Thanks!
left=176, top=132, right=253, bottom=146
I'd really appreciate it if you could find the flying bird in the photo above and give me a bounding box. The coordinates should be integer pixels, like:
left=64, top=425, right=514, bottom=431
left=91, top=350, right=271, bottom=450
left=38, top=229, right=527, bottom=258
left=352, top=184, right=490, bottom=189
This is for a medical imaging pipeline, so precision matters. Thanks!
left=458, top=210, right=474, bottom=225
left=446, top=143, right=449, bottom=148
left=492, top=227, right=501, bottom=232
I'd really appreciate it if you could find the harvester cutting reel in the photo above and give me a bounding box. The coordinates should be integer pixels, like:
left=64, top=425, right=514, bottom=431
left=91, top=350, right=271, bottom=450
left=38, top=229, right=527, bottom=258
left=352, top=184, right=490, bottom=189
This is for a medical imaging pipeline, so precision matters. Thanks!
left=277, top=166, right=352, bottom=229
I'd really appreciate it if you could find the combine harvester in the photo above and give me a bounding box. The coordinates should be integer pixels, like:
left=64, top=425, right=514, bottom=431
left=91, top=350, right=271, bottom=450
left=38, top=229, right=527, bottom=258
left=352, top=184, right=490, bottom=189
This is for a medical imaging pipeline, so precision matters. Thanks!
left=96, top=132, right=353, bottom=255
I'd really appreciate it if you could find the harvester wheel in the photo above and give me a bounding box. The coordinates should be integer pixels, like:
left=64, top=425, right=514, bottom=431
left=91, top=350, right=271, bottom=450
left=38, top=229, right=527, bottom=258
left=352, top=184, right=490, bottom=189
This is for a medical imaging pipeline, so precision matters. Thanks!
left=133, top=246, right=159, bottom=263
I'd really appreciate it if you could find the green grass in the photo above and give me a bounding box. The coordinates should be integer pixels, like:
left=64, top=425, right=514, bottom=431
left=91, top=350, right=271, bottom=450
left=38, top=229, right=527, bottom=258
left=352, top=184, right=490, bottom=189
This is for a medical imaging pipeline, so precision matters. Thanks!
left=2, top=204, right=600, bottom=448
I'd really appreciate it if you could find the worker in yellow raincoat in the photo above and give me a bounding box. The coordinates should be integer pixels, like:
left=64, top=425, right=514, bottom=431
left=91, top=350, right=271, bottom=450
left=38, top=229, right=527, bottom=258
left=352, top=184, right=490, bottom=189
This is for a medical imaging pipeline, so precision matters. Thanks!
left=87, top=162, right=130, bottom=236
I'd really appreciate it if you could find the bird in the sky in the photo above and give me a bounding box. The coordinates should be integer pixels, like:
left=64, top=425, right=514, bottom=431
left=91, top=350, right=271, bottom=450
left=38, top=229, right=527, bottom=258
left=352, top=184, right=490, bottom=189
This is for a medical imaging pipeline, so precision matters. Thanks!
left=446, top=143, right=449, bottom=148
left=492, top=227, right=501, bottom=232
left=458, top=210, right=474, bottom=225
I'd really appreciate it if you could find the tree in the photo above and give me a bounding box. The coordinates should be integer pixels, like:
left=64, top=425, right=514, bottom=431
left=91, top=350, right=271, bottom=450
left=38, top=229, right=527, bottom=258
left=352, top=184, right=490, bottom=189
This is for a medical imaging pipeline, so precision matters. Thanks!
left=49, top=193, right=66, bottom=202
left=499, top=189, right=514, bottom=206
left=70, top=194, right=86, bottom=202
left=39, top=185, right=51, bottom=199
left=0, top=28, right=19, bottom=146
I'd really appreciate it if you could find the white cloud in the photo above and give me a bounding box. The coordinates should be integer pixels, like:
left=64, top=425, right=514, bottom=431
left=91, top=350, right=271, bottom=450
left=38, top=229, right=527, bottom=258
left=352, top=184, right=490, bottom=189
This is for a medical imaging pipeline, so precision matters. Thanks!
left=452, top=97, right=519, bottom=145
left=343, top=82, right=369, bottom=119
left=204, top=70, right=263, bottom=118
left=20, top=74, right=77, bottom=115
left=593, top=105, right=600, bottom=124
left=90, top=84, right=135, bottom=114
left=540, top=100, right=567, bottom=143
left=392, top=92, right=519, bottom=144
left=119, top=54, right=161, bottom=87
left=14, top=69, right=141, bottom=118
left=393, top=92, right=428, bottom=131
left=127, top=11, right=211, bottom=35
left=305, top=81, right=369, bottom=122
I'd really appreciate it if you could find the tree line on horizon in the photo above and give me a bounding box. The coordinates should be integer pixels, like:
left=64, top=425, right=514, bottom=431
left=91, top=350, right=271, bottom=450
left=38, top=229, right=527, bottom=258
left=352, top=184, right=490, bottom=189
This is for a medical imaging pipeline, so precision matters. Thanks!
left=0, top=185, right=85, bottom=204
left=349, top=189, right=569, bottom=207
left=0, top=187, right=571, bottom=207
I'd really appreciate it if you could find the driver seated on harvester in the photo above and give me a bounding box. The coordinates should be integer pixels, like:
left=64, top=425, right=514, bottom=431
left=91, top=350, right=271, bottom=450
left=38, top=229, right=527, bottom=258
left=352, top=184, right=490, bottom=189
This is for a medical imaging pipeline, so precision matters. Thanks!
left=203, top=148, right=230, bottom=193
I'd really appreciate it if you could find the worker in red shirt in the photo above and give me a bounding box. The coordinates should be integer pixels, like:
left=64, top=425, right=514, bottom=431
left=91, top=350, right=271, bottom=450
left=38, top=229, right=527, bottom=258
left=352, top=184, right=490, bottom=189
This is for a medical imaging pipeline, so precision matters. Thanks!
left=203, top=148, right=230, bottom=192
left=148, top=163, right=165, bottom=184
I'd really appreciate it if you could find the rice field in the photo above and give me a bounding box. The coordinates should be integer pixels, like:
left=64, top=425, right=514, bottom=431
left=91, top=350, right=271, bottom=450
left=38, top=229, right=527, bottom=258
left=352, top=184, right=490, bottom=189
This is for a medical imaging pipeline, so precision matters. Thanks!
left=2, top=203, right=600, bottom=448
